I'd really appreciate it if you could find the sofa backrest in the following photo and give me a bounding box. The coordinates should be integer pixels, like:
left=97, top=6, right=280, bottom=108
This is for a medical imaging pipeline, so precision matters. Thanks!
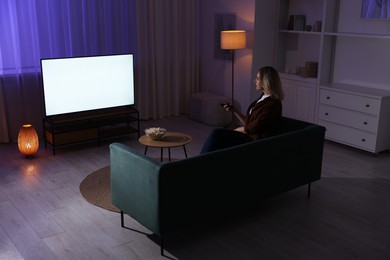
left=158, top=118, right=326, bottom=235
left=276, top=116, right=314, bottom=135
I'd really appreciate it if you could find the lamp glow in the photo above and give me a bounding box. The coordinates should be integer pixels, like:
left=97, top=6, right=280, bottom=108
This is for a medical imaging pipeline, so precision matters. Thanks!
left=18, top=124, right=39, bottom=157
left=221, top=30, right=246, bottom=50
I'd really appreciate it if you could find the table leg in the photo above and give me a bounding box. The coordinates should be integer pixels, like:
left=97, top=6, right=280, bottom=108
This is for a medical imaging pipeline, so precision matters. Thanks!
left=168, top=148, right=171, bottom=161
left=183, top=145, right=188, bottom=158
left=160, top=147, right=163, bottom=162
left=144, top=146, right=148, bottom=155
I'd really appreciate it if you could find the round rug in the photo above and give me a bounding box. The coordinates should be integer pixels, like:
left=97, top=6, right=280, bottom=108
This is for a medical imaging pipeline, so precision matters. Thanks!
left=79, top=165, right=120, bottom=213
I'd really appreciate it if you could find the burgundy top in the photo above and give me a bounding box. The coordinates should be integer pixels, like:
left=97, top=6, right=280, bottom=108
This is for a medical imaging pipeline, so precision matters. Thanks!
left=244, top=96, right=282, bottom=140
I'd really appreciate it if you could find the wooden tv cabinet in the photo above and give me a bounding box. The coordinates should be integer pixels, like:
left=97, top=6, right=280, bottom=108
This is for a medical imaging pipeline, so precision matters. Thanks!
left=43, top=106, right=139, bottom=155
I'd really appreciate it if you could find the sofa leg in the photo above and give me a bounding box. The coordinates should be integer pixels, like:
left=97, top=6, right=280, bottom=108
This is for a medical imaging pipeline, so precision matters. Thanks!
left=307, top=183, right=311, bottom=198
left=121, top=210, right=124, bottom=227
left=160, top=237, right=164, bottom=256
left=119, top=211, right=164, bottom=255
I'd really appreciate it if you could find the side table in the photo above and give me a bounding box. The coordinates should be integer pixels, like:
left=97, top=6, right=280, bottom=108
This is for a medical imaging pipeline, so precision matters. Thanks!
left=138, top=131, right=192, bottom=162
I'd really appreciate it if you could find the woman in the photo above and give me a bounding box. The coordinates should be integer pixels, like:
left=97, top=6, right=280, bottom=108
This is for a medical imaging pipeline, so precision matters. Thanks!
left=200, top=66, right=284, bottom=153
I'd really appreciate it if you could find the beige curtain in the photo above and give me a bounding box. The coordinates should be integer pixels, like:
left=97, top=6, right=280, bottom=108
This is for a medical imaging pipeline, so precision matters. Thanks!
left=135, top=0, right=200, bottom=120
left=0, top=81, right=10, bottom=143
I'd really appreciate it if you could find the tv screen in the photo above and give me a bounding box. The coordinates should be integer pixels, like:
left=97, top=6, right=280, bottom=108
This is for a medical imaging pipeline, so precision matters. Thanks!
left=41, top=54, right=135, bottom=117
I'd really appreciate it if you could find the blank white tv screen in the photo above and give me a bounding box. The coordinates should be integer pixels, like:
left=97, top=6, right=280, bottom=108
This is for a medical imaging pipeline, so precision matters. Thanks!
left=41, top=54, right=135, bottom=116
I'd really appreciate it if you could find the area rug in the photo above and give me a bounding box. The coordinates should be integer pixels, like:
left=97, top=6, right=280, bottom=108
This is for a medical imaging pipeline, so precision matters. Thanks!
left=79, top=165, right=120, bottom=213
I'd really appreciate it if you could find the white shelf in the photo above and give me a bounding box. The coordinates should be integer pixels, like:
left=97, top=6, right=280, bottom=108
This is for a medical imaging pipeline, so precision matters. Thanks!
left=324, top=31, right=390, bottom=39
left=279, top=72, right=317, bottom=83
left=320, top=83, right=390, bottom=98
left=279, top=29, right=322, bottom=35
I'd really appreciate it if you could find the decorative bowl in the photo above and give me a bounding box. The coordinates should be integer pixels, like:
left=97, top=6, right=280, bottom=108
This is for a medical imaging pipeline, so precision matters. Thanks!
left=145, top=127, right=167, bottom=140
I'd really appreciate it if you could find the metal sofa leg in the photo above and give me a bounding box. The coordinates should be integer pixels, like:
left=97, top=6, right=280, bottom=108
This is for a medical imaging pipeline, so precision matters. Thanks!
left=121, top=210, right=124, bottom=227
left=160, top=237, right=164, bottom=256
left=120, top=210, right=164, bottom=255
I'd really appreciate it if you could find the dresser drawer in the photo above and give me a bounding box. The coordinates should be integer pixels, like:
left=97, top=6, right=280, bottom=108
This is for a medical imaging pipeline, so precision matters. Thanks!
left=320, top=89, right=380, bottom=115
left=318, top=120, right=376, bottom=152
left=318, top=105, right=378, bottom=133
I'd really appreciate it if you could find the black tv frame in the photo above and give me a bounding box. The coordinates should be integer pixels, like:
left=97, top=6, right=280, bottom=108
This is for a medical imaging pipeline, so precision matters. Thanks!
left=41, top=53, right=135, bottom=117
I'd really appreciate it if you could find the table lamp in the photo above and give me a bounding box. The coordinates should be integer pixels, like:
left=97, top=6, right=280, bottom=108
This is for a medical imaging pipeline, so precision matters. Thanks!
left=18, top=124, right=39, bottom=158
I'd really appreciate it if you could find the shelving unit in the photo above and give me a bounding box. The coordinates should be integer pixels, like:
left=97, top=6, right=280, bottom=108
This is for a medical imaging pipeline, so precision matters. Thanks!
left=275, top=0, right=324, bottom=76
left=273, top=0, right=326, bottom=123
left=43, top=106, right=140, bottom=155
left=319, top=0, right=390, bottom=153
left=254, top=0, right=390, bottom=87
left=253, top=0, right=390, bottom=152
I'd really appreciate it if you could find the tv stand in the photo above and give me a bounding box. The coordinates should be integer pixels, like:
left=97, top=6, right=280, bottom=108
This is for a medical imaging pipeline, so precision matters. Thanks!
left=43, top=106, right=140, bottom=155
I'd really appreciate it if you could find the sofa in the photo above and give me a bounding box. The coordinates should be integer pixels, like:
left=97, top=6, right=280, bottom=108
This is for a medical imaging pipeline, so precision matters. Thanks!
left=109, top=117, right=326, bottom=255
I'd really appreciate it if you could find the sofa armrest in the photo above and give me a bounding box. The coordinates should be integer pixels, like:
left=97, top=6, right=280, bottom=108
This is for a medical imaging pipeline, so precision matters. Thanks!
left=109, top=142, right=162, bottom=235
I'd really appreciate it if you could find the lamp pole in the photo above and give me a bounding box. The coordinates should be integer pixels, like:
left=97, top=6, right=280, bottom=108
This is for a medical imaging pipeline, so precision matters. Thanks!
left=230, top=49, right=235, bottom=122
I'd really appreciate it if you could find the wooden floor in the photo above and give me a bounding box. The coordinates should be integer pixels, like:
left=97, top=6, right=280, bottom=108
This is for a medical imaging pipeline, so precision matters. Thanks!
left=1, top=116, right=390, bottom=260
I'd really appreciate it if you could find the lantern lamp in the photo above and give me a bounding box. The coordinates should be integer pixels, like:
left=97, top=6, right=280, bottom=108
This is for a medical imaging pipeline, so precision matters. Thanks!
left=18, top=124, right=39, bottom=158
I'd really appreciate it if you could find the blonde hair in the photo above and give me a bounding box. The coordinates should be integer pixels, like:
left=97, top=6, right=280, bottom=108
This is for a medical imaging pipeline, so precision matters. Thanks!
left=259, top=66, right=284, bottom=100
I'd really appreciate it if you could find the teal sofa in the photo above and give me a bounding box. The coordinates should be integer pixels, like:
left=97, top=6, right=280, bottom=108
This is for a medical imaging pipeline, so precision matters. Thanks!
left=110, top=117, right=326, bottom=255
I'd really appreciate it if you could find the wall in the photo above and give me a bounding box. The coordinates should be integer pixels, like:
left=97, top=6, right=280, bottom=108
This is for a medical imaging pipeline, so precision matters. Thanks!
left=199, top=0, right=255, bottom=112
left=250, top=0, right=278, bottom=102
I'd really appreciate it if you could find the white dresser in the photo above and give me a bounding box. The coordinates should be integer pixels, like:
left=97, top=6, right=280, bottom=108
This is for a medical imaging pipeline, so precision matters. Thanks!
left=318, top=84, right=390, bottom=154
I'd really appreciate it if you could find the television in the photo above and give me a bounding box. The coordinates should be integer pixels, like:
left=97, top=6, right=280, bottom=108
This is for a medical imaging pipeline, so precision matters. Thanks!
left=41, top=54, right=135, bottom=117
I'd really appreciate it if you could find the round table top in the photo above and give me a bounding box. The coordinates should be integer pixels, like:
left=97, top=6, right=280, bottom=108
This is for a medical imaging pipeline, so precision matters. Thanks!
left=138, top=131, right=192, bottom=148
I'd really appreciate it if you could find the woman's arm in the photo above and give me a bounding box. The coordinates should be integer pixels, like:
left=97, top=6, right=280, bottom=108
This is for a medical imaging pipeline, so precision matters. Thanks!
left=244, top=99, right=282, bottom=139
left=223, top=104, right=246, bottom=125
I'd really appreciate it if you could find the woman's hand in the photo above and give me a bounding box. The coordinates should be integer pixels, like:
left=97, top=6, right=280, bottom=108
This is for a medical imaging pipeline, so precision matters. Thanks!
left=234, top=126, right=246, bottom=133
left=220, top=103, right=234, bottom=112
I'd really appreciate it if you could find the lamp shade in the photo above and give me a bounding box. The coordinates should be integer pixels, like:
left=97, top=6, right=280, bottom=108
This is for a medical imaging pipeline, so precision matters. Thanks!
left=18, top=124, right=39, bottom=157
left=220, top=30, right=246, bottom=50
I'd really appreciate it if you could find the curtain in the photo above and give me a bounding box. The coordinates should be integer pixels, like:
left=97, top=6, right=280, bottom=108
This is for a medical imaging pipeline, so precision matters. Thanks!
left=135, top=0, right=200, bottom=120
left=0, top=81, right=9, bottom=143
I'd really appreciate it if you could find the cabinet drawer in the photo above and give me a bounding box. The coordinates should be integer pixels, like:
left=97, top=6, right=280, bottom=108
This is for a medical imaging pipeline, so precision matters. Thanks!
left=318, top=120, right=376, bottom=152
left=320, top=89, right=380, bottom=115
left=318, top=105, right=378, bottom=133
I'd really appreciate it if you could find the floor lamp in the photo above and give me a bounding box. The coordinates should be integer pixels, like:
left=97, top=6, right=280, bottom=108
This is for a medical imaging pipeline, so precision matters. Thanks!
left=220, top=30, right=246, bottom=128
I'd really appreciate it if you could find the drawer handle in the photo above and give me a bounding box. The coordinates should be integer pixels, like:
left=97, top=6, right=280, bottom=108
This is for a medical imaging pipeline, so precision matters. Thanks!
left=361, top=138, right=366, bottom=142
left=365, top=104, right=370, bottom=108
left=326, top=96, right=330, bottom=100
left=325, top=112, right=329, bottom=116
left=363, top=122, right=367, bottom=125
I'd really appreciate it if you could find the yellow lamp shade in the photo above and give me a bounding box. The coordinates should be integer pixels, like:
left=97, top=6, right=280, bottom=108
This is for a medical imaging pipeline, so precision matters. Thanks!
left=18, top=124, right=39, bottom=157
left=220, top=30, right=246, bottom=50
